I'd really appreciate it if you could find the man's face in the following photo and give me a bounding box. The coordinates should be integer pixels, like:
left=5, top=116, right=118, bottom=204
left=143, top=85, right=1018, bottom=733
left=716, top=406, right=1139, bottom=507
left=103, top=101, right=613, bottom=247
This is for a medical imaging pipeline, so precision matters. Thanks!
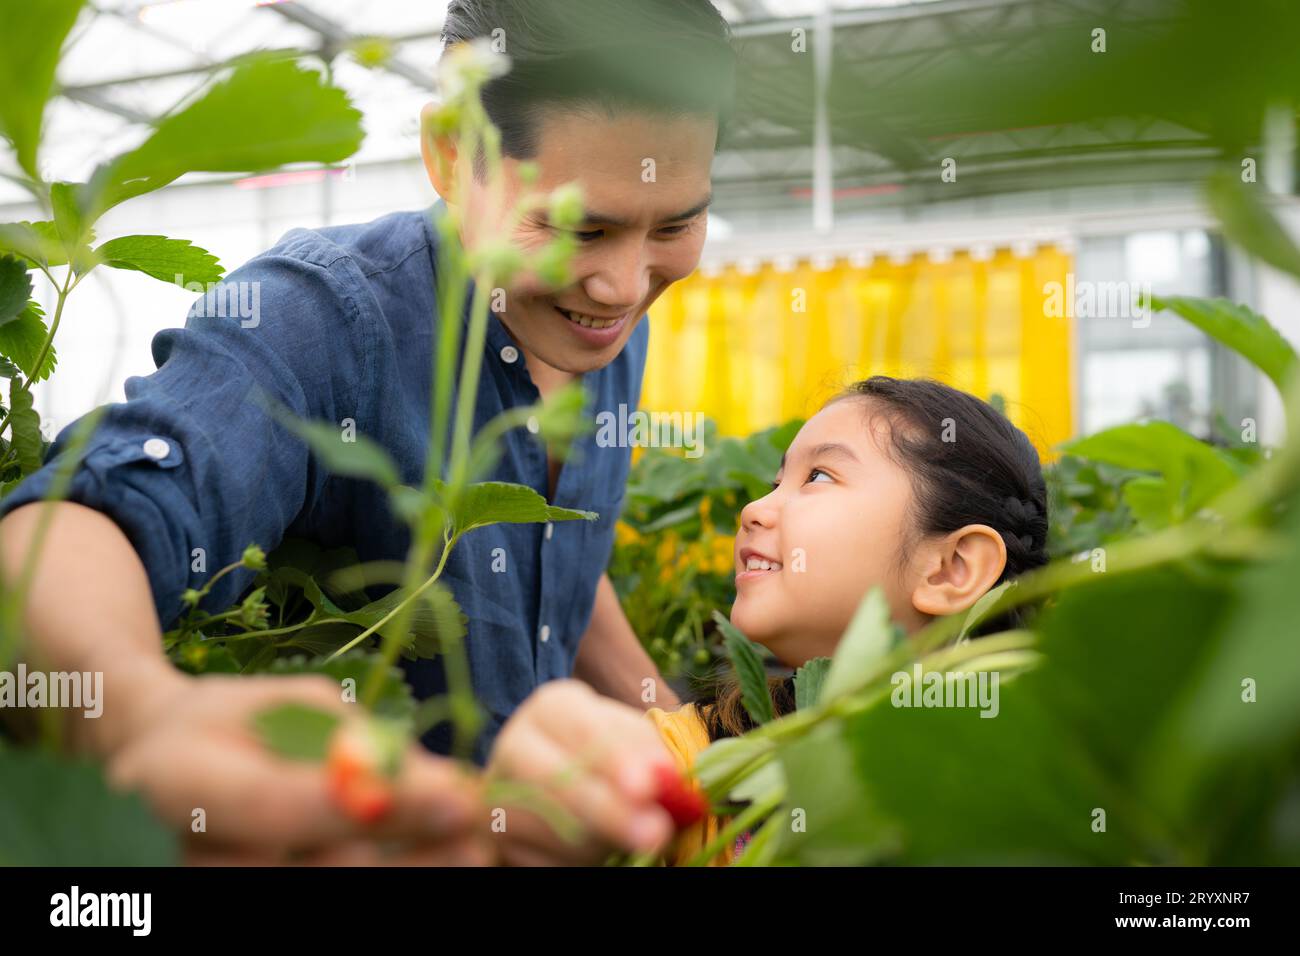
left=446, top=107, right=716, bottom=374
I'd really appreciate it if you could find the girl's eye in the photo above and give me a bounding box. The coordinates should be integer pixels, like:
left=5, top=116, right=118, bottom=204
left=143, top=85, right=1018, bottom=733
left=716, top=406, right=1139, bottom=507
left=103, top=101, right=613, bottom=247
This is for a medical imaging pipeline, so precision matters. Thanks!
left=806, top=467, right=832, bottom=484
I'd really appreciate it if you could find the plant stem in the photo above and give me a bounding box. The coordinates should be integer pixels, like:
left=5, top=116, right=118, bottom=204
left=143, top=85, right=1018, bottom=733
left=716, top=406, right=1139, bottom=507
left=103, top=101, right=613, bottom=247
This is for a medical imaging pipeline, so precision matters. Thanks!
left=683, top=788, right=784, bottom=867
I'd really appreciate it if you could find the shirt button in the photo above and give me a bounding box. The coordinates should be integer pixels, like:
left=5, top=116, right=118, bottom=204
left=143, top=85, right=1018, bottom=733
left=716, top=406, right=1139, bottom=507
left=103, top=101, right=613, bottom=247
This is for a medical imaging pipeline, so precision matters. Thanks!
left=143, top=438, right=171, bottom=460
left=539, top=624, right=551, bottom=643
left=500, top=345, right=519, bottom=364
left=544, top=522, right=553, bottom=540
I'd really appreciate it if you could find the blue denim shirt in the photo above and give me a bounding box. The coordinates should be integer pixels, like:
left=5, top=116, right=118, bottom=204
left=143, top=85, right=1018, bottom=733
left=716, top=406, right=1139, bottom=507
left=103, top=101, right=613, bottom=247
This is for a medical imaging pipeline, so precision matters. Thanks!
left=0, top=206, right=648, bottom=764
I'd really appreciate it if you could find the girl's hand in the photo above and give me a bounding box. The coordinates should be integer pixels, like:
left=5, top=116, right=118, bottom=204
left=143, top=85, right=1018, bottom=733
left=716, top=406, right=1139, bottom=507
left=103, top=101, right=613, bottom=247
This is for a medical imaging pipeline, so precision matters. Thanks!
left=485, top=679, right=679, bottom=865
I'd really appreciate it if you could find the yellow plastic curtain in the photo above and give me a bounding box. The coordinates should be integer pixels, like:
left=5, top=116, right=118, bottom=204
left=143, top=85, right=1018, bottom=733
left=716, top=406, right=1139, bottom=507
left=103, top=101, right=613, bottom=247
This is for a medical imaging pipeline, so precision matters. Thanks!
left=642, top=246, right=1074, bottom=460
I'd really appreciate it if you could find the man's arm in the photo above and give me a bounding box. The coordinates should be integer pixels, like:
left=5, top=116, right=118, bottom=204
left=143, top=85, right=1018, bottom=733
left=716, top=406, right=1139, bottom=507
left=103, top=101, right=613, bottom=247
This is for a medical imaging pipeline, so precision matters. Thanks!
left=572, top=572, right=680, bottom=711
left=0, top=501, right=486, bottom=862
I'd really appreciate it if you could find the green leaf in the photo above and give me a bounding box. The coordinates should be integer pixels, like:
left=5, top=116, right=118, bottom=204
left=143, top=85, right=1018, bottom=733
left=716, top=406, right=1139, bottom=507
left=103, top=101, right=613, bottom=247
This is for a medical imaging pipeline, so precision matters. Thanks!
left=343, top=580, right=466, bottom=662
left=713, top=609, right=774, bottom=726
left=441, top=480, right=597, bottom=535
left=821, top=586, right=892, bottom=703
left=1206, top=170, right=1300, bottom=282
left=793, top=656, right=832, bottom=711
left=7, top=378, right=42, bottom=475
left=267, top=650, right=417, bottom=722
left=277, top=415, right=401, bottom=489
left=0, top=745, right=179, bottom=866
left=1063, top=421, right=1240, bottom=526
left=775, top=723, right=900, bottom=866
left=957, top=580, right=1018, bottom=641
left=1153, top=295, right=1298, bottom=395
left=94, top=234, right=224, bottom=287
left=836, top=567, right=1236, bottom=865
left=91, top=57, right=365, bottom=215
left=253, top=702, right=341, bottom=762
left=0, top=220, right=83, bottom=268
left=0, top=255, right=32, bottom=326
left=49, top=180, right=88, bottom=256
left=0, top=0, right=86, bottom=179
left=0, top=301, right=57, bottom=382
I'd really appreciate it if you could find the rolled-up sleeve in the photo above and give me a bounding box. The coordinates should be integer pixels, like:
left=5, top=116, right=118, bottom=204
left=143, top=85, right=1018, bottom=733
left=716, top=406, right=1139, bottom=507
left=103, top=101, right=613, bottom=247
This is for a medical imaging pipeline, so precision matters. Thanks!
left=0, top=240, right=373, bottom=629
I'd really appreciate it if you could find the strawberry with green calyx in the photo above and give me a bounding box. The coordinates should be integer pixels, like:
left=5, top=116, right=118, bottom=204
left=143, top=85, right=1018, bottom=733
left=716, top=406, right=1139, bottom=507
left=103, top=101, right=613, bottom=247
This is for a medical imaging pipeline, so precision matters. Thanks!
left=326, top=718, right=405, bottom=825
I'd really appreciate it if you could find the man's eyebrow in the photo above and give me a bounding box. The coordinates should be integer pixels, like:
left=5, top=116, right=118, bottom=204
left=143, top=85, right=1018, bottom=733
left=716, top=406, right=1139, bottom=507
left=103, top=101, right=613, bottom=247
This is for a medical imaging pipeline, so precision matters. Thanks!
left=581, top=194, right=713, bottom=228
left=777, top=442, right=859, bottom=473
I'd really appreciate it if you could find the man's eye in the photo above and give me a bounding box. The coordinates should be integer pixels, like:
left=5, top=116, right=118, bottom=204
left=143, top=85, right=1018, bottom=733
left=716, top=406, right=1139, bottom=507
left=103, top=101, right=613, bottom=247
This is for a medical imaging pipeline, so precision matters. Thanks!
left=657, top=224, right=690, bottom=238
left=573, top=229, right=603, bottom=242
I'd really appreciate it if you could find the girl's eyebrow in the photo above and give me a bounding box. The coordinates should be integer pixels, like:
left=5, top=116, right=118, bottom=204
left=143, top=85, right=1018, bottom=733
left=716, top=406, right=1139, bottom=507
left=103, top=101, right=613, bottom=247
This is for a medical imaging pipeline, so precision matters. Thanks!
left=778, top=442, right=860, bottom=471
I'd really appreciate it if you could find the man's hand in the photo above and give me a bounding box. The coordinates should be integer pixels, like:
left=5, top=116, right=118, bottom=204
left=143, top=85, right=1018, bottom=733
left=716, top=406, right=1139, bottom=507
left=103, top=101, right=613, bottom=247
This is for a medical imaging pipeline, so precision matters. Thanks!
left=100, top=666, right=490, bottom=864
left=485, top=679, right=679, bottom=865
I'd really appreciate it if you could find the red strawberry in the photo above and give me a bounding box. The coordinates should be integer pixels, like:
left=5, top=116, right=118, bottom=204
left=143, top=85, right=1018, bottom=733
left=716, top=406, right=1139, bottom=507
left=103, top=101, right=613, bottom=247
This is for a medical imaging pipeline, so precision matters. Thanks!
left=652, top=763, right=709, bottom=829
left=326, top=722, right=397, bottom=825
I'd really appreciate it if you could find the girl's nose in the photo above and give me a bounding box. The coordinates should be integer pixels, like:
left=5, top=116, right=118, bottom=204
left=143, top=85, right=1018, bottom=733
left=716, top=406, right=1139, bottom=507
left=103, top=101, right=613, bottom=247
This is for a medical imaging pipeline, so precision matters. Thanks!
left=740, top=490, right=779, bottom=532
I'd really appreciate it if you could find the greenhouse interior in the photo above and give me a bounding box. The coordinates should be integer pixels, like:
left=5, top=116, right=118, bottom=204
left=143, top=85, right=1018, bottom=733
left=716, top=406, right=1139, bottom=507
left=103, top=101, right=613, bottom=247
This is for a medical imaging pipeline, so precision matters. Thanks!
left=0, top=0, right=1297, bottom=915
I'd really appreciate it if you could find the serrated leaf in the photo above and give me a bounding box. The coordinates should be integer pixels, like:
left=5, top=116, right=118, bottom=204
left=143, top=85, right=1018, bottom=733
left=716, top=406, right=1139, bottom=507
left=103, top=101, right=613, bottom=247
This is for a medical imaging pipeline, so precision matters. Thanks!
left=793, top=656, right=832, bottom=710
left=344, top=580, right=466, bottom=661
left=440, top=480, right=597, bottom=535
left=0, top=0, right=86, bottom=179
left=1063, top=421, right=1239, bottom=525
left=713, top=609, right=774, bottom=726
left=7, top=378, right=42, bottom=475
left=95, top=234, right=224, bottom=287
left=0, top=255, right=32, bottom=326
left=1153, top=295, right=1298, bottom=395
left=821, top=586, right=892, bottom=703
left=0, top=745, right=178, bottom=866
left=91, top=57, right=365, bottom=214
left=0, top=301, right=57, bottom=382
left=253, top=702, right=341, bottom=762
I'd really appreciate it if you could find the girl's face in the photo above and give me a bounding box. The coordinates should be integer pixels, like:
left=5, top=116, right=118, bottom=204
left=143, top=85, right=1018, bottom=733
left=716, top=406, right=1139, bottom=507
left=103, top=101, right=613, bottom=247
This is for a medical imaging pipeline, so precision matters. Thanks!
left=730, top=398, right=926, bottom=666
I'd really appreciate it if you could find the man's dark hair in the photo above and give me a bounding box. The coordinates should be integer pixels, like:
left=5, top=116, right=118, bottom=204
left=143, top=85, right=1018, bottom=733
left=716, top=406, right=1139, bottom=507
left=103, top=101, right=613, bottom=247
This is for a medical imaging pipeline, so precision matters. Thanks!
left=441, top=0, right=735, bottom=159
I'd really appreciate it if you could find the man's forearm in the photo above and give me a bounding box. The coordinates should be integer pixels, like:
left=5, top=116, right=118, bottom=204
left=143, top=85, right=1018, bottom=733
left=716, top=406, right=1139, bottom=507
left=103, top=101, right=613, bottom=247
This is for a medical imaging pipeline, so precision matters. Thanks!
left=0, top=501, right=185, bottom=755
left=572, top=573, right=680, bottom=710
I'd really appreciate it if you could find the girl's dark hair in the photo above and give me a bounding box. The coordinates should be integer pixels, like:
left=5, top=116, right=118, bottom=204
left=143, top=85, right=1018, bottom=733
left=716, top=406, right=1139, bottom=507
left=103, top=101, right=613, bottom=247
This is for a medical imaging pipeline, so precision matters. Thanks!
left=699, top=375, right=1050, bottom=742
left=441, top=0, right=736, bottom=161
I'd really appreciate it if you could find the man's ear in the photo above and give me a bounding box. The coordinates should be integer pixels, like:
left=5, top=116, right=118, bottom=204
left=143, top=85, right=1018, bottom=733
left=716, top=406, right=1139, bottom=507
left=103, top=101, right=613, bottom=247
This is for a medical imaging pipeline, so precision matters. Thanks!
left=420, top=102, right=460, bottom=201
left=909, top=524, right=1008, bottom=618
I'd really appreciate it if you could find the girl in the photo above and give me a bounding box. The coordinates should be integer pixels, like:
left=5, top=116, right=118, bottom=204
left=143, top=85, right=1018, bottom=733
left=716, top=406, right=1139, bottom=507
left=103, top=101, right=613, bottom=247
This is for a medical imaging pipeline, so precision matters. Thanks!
left=486, top=376, right=1049, bottom=866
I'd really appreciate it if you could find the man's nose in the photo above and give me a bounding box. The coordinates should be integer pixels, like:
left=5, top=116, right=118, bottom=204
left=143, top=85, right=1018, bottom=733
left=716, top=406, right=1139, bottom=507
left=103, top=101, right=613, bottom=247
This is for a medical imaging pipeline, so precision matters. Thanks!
left=581, top=238, right=650, bottom=311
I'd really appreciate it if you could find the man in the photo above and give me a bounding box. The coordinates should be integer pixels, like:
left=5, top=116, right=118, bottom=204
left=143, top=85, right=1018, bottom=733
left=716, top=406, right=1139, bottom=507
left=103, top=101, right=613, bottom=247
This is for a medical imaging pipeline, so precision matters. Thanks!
left=0, top=0, right=733, bottom=864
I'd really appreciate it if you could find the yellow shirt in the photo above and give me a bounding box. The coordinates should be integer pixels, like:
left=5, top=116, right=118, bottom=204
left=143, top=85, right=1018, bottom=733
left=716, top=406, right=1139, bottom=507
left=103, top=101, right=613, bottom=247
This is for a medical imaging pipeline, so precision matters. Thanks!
left=644, top=702, right=734, bottom=866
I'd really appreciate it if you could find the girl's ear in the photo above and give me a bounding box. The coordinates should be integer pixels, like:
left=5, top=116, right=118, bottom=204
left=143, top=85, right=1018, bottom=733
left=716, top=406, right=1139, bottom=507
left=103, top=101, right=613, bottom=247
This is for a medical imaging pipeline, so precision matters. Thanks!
left=909, top=524, right=1008, bottom=618
left=420, top=102, right=460, bottom=202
